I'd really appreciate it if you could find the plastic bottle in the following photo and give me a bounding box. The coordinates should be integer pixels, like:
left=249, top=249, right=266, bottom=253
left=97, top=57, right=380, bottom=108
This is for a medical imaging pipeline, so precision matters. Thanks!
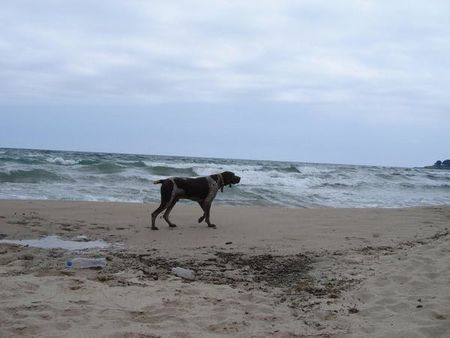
left=65, top=257, right=107, bottom=269
left=171, top=267, right=195, bottom=280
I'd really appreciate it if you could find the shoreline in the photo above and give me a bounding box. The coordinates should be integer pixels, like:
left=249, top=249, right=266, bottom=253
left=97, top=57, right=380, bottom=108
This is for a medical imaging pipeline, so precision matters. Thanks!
left=1, top=200, right=449, bottom=337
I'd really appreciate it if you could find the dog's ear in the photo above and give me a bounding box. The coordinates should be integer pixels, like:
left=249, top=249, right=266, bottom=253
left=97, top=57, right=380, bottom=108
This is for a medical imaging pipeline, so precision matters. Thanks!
left=212, top=174, right=225, bottom=192
left=221, top=171, right=233, bottom=185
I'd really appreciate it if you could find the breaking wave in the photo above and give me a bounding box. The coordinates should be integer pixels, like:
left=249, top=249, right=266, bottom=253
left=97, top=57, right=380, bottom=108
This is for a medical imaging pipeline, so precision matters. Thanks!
left=86, top=162, right=125, bottom=174
left=145, top=165, right=197, bottom=177
left=46, top=157, right=79, bottom=165
left=0, top=169, right=69, bottom=183
left=1, top=147, right=450, bottom=208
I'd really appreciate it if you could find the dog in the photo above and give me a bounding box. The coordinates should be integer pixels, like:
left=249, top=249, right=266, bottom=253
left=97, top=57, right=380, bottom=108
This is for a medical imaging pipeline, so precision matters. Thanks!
left=151, top=171, right=241, bottom=230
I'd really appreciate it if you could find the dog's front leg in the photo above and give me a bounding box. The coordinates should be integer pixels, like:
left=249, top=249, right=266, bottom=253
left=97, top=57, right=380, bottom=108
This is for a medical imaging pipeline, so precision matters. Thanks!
left=197, top=199, right=215, bottom=227
left=203, top=200, right=216, bottom=228
left=197, top=201, right=206, bottom=223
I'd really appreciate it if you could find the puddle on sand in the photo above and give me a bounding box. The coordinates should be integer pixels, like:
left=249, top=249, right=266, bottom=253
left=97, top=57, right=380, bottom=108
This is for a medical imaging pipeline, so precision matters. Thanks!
left=0, top=235, right=110, bottom=250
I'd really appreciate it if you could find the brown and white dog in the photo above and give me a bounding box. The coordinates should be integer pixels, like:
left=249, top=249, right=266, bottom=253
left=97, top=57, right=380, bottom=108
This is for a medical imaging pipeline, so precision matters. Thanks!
left=151, top=171, right=241, bottom=230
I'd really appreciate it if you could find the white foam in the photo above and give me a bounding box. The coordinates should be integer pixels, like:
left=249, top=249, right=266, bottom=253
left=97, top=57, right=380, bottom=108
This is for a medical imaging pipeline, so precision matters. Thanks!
left=143, top=161, right=194, bottom=169
left=46, top=157, right=78, bottom=165
left=0, top=235, right=110, bottom=250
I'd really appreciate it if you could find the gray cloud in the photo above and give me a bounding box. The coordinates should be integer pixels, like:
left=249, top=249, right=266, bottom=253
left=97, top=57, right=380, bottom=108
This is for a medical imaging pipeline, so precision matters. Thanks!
left=1, top=0, right=450, bottom=122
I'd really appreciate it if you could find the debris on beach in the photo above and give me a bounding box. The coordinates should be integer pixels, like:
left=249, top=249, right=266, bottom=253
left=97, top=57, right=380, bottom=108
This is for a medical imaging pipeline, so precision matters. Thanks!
left=66, top=257, right=107, bottom=269
left=171, top=267, right=196, bottom=280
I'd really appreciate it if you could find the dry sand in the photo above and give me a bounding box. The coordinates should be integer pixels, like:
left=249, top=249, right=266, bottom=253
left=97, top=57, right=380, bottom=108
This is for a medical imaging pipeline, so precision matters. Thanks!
left=0, top=200, right=449, bottom=337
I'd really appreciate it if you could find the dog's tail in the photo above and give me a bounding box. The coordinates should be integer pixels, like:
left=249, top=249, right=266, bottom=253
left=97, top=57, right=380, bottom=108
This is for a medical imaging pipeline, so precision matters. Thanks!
left=153, top=179, right=165, bottom=184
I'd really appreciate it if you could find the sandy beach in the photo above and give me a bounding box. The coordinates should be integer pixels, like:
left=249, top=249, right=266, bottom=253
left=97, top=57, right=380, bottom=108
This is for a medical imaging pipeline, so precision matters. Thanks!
left=1, top=200, right=449, bottom=337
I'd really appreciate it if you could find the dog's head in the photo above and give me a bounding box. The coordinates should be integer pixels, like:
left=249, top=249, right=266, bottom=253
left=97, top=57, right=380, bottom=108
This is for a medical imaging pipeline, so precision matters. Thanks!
left=221, top=171, right=241, bottom=187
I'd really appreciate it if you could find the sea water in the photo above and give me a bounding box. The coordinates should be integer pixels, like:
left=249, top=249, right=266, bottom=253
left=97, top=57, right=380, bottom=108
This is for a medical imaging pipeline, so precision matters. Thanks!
left=0, top=147, right=449, bottom=208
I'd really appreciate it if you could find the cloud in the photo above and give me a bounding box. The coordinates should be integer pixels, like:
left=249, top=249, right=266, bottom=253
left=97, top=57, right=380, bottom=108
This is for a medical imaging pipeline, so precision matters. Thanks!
left=0, top=0, right=449, bottom=122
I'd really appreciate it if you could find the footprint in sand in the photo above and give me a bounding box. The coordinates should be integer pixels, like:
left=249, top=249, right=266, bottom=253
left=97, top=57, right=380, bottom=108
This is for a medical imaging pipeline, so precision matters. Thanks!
left=430, top=311, right=447, bottom=320
left=207, top=321, right=241, bottom=334
left=129, top=309, right=187, bottom=325
left=54, top=322, right=71, bottom=330
left=93, top=225, right=111, bottom=231
left=59, top=223, right=80, bottom=232
left=68, top=278, right=85, bottom=291
left=108, top=332, right=160, bottom=338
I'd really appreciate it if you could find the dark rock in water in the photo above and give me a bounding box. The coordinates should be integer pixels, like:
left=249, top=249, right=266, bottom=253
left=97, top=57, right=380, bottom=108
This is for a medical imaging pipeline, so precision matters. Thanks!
left=425, top=160, right=450, bottom=170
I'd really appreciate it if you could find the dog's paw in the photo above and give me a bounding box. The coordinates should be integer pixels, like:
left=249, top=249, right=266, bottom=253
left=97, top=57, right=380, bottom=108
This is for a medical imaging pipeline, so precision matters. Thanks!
left=208, top=224, right=217, bottom=228
left=169, top=224, right=177, bottom=228
left=151, top=226, right=159, bottom=231
left=198, top=216, right=205, bottom=223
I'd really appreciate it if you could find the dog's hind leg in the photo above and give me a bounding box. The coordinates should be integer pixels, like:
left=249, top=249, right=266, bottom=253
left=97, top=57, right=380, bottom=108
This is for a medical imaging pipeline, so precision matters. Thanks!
left=163, top=198, right=178, bottom=228
left=151, top=203, right=168, bottom=230
left=151, top=180, right=173, bottom=230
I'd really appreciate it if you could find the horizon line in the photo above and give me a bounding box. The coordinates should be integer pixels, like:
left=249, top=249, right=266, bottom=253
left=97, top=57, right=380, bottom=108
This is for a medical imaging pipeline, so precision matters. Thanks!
left=0, top=146, right=424, bottom=169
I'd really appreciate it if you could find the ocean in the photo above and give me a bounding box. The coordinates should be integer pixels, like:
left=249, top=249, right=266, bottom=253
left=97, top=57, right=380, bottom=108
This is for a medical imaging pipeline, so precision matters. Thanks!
left=0, top=148, right=449, bottom=208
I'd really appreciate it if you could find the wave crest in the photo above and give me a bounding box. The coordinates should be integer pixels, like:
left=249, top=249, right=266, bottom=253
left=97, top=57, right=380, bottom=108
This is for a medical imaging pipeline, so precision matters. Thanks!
left=0, top=169, right=68, bottom=183
left=0, top=156, right=43, bottom=165
left=259, top=164, right=301, bottom=173
left=89, top=163, right=124, bottom=174
left=145, top=165, right=197, bottom=177
left=46, top=157, right=78, bottom=165
left=118, top=161, right=147, bottom=168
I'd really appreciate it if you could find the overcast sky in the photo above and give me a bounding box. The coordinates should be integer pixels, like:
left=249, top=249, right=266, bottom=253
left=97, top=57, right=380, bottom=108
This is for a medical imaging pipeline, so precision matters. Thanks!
left=1, top=1, right=449, bottom=167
